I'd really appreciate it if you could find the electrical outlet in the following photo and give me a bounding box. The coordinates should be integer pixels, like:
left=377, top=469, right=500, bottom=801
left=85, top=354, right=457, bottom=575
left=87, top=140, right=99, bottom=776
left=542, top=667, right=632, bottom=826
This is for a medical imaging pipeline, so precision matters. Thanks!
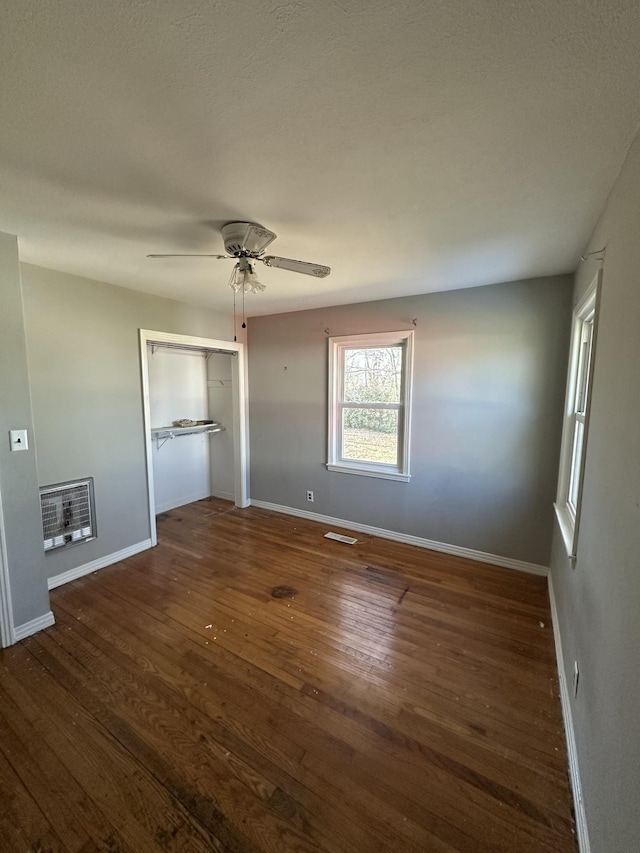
left=306, top=490, right=314, bottom=502
left=573, top=661, right=580, bottom=697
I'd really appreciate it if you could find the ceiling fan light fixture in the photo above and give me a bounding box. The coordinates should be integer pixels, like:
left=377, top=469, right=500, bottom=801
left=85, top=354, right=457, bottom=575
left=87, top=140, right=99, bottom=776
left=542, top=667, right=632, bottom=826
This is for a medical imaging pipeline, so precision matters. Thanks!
left=229, top=259, right=266, bottom=294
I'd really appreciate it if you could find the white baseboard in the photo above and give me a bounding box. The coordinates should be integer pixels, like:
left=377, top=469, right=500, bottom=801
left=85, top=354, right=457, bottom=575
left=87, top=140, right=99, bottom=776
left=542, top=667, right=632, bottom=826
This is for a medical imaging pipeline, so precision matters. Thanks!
left=209, top=490, right=235, bottom=502
left=155, top=490, right=212, bottom=514
left=13, top=609, right=55, bottom=642
left=548, top=573, right=591, bottom=853
left=47, top=539, right=153, bottom=591
left=250, top=500, right=549, bottom=576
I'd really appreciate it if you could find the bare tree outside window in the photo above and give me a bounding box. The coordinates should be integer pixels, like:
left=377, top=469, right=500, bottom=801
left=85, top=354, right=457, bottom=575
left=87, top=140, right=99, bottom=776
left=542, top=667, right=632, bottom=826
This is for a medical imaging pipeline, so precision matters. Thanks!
left=342, top=346, right=403, bottom=464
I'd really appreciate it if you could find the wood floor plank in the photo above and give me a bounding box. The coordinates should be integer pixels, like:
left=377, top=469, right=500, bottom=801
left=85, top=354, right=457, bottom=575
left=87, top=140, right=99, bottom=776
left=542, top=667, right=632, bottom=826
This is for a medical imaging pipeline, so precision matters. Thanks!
left=1, top=645, right=230, bottom=852
left=51, top=590, right=451, bottom=852
left=0, top=499, right=576, bottom=852
left=25, top=634, right=318, bottom=853
left=0, top=686, right=126, bottom=852
left=0, top=741, right=67, bottom=852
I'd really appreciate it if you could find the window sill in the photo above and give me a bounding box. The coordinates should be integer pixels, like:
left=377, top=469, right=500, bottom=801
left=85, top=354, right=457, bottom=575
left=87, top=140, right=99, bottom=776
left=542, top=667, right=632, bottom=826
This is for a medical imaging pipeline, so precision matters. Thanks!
left=326, top=463, right=410, bottom=482
left=554, top=502, right=577, bottom=560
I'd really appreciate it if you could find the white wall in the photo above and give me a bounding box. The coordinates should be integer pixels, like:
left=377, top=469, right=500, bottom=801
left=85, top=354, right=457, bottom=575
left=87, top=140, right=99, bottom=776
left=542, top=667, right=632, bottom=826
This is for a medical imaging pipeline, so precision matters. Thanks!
left=149, top=347, right=211, bottom=513
left=549, top=127, right=640, bottom=852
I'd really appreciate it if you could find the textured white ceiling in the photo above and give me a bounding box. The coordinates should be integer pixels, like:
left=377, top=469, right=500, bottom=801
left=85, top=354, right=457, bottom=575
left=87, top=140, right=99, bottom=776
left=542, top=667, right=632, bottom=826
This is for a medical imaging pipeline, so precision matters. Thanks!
left=1, top=0, right=639, bottom=316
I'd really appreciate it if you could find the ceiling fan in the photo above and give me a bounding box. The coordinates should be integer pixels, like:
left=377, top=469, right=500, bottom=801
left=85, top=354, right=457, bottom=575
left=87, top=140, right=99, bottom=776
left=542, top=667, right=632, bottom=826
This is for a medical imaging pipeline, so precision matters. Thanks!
left=148, top=222, right=331, bottom=294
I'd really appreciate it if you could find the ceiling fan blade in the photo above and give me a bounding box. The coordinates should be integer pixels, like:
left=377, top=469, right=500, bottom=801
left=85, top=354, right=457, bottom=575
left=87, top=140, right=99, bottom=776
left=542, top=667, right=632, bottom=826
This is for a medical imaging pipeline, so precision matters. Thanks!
left=147, top=254, right=229, bottom=259
left=262, top=256, right=331, bottom=278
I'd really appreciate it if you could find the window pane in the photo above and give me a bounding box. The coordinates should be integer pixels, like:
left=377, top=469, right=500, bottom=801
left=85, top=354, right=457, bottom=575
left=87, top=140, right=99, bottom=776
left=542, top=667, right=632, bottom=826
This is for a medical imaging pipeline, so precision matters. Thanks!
left=343, top=346, right=402, bottom=404
left=568, top=419, right=584, bottom=511
left=342, top=408, right=398, bottom=464
left=575, top=321, right=594, bottom=415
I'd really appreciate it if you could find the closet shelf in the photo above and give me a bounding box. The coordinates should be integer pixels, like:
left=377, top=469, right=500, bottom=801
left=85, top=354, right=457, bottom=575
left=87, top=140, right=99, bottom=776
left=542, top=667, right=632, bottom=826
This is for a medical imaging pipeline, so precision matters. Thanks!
left=151, top=423, right=224, bottom=449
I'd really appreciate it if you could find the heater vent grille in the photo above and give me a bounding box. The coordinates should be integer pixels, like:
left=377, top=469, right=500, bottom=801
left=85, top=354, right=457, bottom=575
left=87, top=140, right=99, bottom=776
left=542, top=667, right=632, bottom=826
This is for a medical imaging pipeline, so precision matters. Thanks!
left=40, top=478, right=96, bottom=552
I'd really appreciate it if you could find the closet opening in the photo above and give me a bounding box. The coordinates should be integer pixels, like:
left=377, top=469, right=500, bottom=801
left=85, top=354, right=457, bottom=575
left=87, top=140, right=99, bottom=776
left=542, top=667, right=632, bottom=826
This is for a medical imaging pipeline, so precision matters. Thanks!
left=139, top=330, right=249, bottom=547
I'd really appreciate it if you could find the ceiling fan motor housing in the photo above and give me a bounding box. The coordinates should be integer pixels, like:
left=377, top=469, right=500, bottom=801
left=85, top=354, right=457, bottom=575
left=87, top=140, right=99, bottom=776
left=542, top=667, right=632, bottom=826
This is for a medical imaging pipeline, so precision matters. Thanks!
left=221, top=221, right=276, bottom=256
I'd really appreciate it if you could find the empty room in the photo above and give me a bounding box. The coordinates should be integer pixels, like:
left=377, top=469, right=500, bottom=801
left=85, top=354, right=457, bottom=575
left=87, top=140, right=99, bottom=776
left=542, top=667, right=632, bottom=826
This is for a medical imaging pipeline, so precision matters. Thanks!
left=0, top=2, right=638, bottom=852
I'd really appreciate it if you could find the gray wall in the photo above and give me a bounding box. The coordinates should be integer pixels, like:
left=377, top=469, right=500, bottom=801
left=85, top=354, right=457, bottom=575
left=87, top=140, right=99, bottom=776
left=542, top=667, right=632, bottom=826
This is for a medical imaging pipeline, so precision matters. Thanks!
left=0, top=234, right=50, bottom=631
left=248, top=275, right=572, bottom=566
left=21, top=263, right=234, bottom=581
left=549, top=129, right=640, bottom=852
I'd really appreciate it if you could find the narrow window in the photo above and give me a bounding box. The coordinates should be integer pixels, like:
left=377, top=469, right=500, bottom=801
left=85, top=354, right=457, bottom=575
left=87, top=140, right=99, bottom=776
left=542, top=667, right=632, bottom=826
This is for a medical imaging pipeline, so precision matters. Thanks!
left=555, top=276, right=599, bottom=558
left=328, top=331, right=413, bottom=481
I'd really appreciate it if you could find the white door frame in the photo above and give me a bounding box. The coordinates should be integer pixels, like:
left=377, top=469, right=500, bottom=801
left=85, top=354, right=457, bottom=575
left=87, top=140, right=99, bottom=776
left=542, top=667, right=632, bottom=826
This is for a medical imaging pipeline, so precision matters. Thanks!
left=139, top=329, right=250, bottom=546
left=0, top=487, right=15, bottom=647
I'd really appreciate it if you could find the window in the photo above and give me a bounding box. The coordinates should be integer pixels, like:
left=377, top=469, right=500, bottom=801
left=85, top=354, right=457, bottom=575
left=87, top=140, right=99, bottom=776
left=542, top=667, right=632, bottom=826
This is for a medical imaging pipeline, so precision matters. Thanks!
left=328, top=331, right=413, bottom=481
left=555, top=275, right=599, bottom=558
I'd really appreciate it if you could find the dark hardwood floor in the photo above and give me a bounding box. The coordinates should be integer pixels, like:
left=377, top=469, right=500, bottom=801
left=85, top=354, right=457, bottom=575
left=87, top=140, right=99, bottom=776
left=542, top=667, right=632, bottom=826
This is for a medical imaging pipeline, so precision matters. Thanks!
left=0, top=499, right=576, bottom=852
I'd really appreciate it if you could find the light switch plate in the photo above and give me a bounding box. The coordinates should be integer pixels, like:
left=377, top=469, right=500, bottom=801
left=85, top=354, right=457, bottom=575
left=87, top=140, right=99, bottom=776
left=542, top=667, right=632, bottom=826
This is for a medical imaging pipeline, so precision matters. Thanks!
left=9, top=429, right=28, bottom=451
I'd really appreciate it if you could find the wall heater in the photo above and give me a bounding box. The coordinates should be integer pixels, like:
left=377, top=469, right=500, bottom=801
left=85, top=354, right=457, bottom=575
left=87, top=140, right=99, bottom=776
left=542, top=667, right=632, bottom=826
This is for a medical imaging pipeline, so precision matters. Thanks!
left=39, top=478, right=96, bottom=551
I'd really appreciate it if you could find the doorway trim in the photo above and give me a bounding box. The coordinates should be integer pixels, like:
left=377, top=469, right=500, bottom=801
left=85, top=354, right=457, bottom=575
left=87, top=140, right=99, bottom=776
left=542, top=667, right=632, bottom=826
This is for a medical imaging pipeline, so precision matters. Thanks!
left=0, top=487, right=15, bottom=647
left=139, top=329, right=250, bottom=547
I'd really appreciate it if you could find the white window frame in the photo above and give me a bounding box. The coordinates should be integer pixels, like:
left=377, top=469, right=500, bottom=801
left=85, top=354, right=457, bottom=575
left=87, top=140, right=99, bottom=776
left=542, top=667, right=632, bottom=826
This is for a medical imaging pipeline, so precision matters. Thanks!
left=554, top=273, right=600, bottom=559
left=327, top=330, right=414, bottom=482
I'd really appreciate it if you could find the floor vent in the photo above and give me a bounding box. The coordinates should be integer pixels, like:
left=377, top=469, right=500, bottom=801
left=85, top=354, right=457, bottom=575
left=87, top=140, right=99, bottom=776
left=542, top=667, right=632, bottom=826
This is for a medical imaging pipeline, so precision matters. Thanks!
left=324, top=531, right=358, bottom=544
left=40, top=478, right=96, bottom=552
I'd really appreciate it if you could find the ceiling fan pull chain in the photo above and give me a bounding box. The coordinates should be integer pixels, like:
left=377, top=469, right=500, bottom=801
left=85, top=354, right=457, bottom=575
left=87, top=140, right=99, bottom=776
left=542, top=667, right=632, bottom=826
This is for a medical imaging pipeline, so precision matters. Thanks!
left=233, top=286, right=237, bottom=342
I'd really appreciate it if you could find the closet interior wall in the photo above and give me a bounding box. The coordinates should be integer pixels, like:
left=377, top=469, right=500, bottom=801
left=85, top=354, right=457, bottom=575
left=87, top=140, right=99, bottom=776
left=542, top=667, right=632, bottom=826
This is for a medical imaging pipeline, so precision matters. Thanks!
left=207, top=353, right=235, bottom=501
left=148, top=346, right=234, bottom=513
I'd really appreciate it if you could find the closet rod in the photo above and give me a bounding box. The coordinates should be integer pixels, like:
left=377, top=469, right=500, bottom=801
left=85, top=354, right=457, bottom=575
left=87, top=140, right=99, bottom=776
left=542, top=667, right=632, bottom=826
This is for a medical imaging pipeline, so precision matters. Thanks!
left=149, top=342, right=237, bottom=356
left=152, top=424, right=225, bottom=450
